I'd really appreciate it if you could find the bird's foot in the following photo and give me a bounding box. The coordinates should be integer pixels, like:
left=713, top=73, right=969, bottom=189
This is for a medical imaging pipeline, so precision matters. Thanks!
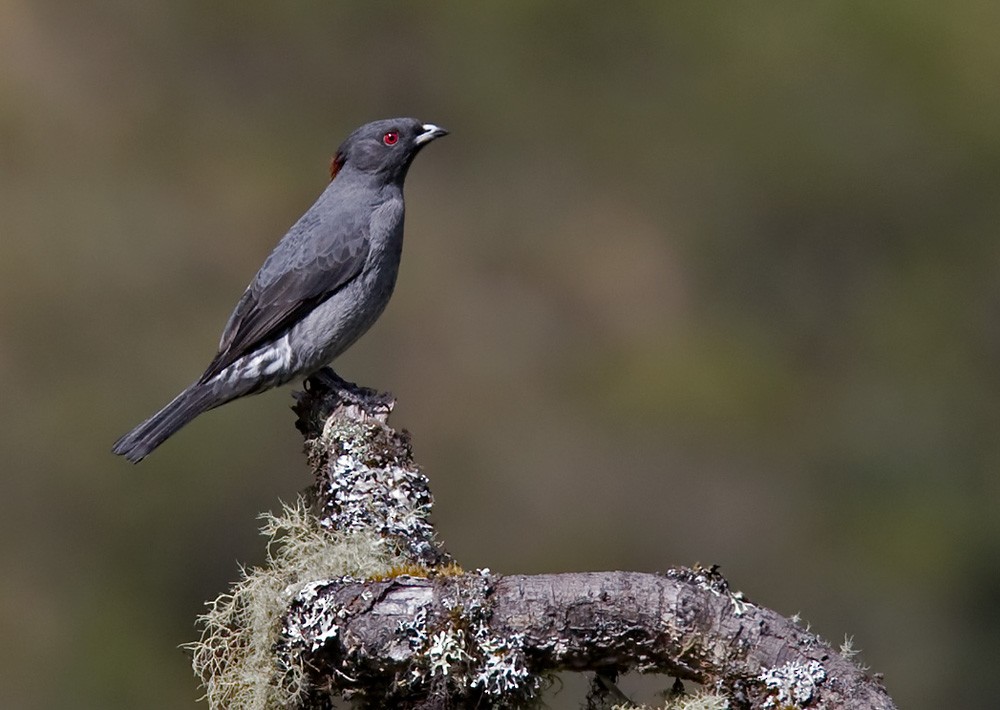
left=300, top=367, right=395, bottom=422
left=305, top=366, right=352, bottom=392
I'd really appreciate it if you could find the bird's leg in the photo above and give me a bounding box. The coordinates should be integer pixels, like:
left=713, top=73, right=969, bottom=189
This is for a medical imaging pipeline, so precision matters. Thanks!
left=306, top=366, right=349, bottom=392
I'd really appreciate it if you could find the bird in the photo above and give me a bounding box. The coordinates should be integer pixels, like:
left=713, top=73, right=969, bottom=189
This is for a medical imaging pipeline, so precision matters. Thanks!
left=113, top=117, right=448, bottom=462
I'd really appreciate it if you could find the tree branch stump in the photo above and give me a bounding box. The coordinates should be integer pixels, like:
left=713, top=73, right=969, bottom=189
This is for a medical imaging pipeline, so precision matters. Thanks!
left=196, top=369, right=897, bottom=709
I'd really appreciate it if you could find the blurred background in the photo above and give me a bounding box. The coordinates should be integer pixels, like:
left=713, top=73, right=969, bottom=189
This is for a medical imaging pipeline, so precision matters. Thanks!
left=2, top=2, right=998, bottom=708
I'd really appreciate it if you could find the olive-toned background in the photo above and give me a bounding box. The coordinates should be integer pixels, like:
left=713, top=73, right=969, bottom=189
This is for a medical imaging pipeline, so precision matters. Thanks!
left=3, top=2, right=998, bottom=708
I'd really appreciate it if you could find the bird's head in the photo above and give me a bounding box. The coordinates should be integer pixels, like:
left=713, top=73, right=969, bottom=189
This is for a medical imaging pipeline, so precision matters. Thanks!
left=330, top=118, right=448, bottom=182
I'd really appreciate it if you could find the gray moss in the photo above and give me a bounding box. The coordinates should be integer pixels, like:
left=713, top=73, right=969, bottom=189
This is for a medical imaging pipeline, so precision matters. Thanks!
left=187, top=498, right=407, bottom=710
left=611, top=691, right=731, bottom=710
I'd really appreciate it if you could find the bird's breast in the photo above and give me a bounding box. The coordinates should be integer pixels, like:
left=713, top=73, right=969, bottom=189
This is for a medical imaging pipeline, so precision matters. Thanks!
left=285, top=205, right=405, bottom=373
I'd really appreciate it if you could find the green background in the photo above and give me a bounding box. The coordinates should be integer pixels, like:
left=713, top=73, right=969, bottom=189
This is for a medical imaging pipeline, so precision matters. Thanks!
left=2, top=2, right=998, bottom=708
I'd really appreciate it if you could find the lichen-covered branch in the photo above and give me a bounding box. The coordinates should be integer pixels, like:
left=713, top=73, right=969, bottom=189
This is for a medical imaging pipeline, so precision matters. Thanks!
left=192, top=370, right=897, bottom=709
left=283, top=569, right=896, bottom=710
left=292, top=369, right=452, bottom=569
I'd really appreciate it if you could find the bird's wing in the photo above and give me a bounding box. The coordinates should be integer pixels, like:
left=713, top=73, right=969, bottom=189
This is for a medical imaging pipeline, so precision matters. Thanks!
left=200, top=205, right=370, bottom=382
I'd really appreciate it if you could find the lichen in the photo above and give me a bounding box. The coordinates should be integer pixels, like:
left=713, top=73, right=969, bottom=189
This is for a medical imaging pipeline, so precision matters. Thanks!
left=839, top=634, right=861, bottom=660
left=398, top=608, right=430, bottom=650
left=186, top=498, right=407, bottom=710
left=314, top=421, right=444, bottom=565
left=662, top=565, right=753, bottom=620
left=610, top=689, right=731, bottom=710
left=469, top=627, right=533, bottom=696
left=757, top=659, right=827, bottom=708
left=426, top=628, right=472, bottom=677
left=392, top=573, right=541, bottom=706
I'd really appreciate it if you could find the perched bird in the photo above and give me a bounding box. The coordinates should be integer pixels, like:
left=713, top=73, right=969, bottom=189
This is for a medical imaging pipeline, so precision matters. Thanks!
left=113, top=117, right=447, bottom=462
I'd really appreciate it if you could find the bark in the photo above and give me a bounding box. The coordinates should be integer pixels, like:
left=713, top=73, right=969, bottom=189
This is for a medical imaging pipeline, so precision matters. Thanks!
left=274, top=369, right=896, bottom=709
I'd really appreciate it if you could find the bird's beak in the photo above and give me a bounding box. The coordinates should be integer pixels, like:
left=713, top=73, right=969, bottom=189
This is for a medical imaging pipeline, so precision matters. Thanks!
left=415, top=123, right=448, bottom=146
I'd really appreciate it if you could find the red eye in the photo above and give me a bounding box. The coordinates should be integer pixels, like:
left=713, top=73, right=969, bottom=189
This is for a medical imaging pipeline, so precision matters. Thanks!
left=383, top=131, right=399, bottom=146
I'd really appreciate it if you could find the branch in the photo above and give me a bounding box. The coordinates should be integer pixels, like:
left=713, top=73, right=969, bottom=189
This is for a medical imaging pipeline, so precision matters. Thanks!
left=284, top=570, right=894, bottom=710
left=195, top=369, right=897, bottom=709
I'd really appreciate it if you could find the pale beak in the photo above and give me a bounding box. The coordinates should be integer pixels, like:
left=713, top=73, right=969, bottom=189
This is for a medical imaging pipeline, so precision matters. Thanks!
left=415, top=123, right=449, bottom=146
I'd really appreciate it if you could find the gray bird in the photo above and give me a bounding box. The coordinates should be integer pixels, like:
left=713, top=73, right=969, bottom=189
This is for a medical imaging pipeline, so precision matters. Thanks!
left=113, top=117, right=447, bottom=462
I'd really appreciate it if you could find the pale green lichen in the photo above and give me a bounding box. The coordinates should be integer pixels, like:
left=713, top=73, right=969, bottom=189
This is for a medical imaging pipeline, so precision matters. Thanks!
left=391, top=574, right=540, bottom=706
left=839, top=634, right=861, bottom=660
left=186, top=497, right=407, bottom=710
left=758, top=660, right=827, bottom=708
left=611, top=689, right=731, bottom=710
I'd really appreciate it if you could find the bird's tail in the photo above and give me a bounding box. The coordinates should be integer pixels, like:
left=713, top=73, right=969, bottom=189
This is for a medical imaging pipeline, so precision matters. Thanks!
left=112, top=382, right=220, bottom=463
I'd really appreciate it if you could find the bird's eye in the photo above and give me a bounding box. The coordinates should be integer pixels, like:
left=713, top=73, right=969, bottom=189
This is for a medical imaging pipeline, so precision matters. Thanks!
left=383, top=131, right=399, bottom=146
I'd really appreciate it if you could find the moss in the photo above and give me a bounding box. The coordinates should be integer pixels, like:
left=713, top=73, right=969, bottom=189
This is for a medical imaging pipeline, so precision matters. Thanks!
left=186, top=498, right=407, bottom=710
left=611, top=689, right=731, bottom=710
left=435, top=562, right=467, bottom=577
left=368, top=562, right=434, bottom=581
